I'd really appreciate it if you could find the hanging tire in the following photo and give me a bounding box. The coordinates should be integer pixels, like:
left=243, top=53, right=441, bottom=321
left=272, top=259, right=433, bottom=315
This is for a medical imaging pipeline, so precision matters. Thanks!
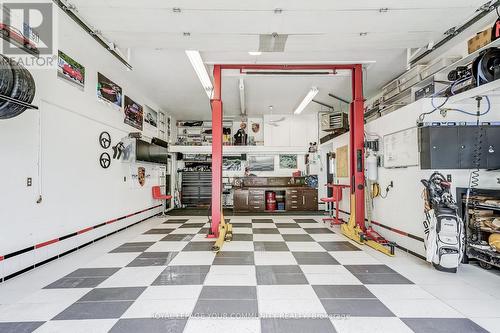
left=0, top=55, right=14, bottom=109
left=0, top=55, right=36, bottom=120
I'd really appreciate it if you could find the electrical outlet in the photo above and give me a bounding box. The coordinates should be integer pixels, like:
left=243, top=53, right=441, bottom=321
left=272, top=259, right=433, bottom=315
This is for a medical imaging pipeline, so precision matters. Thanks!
left=27, top=177, right=32, bottom=187
left=447, top=174, right=452, bottom=182
left=124, top=176, right=127, bottom=182
left=389, top=181, right=394, bottom=188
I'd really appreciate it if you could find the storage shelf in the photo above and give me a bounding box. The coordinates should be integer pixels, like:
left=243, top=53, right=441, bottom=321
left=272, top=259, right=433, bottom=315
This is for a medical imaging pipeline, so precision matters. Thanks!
left=447, top=79, right=500, bottom=103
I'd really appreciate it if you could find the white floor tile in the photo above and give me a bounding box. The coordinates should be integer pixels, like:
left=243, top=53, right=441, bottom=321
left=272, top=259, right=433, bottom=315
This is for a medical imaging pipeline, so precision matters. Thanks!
left=420, top=283, right=497, bottom=301
left=0, top=302, right=72, bottom=321
left=205, top=266, right=256, bottom=286
left=184, top=318, right=260, bottom=333
left=252, top=234, right=284, bottom=242
left=123, top=298, right=196, bottom=318
left=328, top=251, right=381, bottom=265
left=191, top=234, right=214, bottom=242
left=471, top=318, right=500, bottom=333
left=145, top=241, right=189, bottom=252
left=18, top=288, right=91, bottom=304
left=277, top=228, right=307, bottom=234
left=168, top=252, right=216, bottom=266
left=221, top=241, right=254, bottom=251
left=131, top=234, right=167, bottom=242
left=298, top=223, right=327, bottom=228
left=139, top=285, right=203, bottom=300
left=34, top=319, right=118, bottom=333
left=170, top=228, right=201, bottom=234
left=254, top=252, right=297, bottom=265
left=446, top=299, right=500, bottom=318
left=310, top=234, right=346, bottom=241
left=301, top=265, right=362, bottom=285
left=331, top=317, right=413, bottom=333
left=232, top=227, right=253, bottom=234
left=97, top=266, right=165, bottom=288
left=366, top=285, right=436, bottom=301
left=252, top=223, right=277, bottom=229
left=381, top=299, right=464, bottom=318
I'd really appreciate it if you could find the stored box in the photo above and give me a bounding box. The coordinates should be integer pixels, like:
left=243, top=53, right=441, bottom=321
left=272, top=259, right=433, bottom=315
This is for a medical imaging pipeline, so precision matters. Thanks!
left=468, top=29, right=492, bottom=54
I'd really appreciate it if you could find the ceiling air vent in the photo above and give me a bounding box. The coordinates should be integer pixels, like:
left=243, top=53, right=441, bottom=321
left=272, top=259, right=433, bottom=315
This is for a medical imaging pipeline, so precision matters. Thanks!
left=259, top=33, right=288, bottom=52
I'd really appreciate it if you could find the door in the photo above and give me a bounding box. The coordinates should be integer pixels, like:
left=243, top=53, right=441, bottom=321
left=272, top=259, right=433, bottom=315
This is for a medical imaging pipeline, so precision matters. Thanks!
left=303, top=189, right=319, bottom=211
left=458, top=126, right=487, bottom=169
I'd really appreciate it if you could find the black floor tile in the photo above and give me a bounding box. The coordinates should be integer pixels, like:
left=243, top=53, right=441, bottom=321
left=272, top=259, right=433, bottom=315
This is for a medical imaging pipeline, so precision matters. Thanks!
left=179, top=223, right=205, bottom=228
left=353, top=273, right=414, bottom=285
left=252, top=219, right=274, bottom=223
left=313, top=285, right=376, bottom=299
left=254, top=242, right=290, bottom=251
left=319, top=242, right=361, bottom=251
left=152, top=265, right=210, bottom=285
left=344, top=265, right=396, bottom=274
left=303, top=228, right=335, bottom=234
left=199, top=286, right=257, bottom=300
left=193, top=299, right=258, bottom=317
left=160, top=234, right=194, bottom=241
left=320, top=299, right=395, bottom=317
left=261, top=318, right=336, bottom=333
left=292, top=252, right=340, bottom=265
left=182, top=242, right=215, bottom=251
left=53, top=301, right=134, bottom=320
left=65, top=268, right=120, bottom=278
left=253, top=228, right=280, bottom=234
left=232, top=234, right=253, bottom=241
left=78, top=287, right=146, bottom=302
left=401, top=318, right=489, bottom=333
left=213, top=251, right=254, bottom=265
left=256, top=265, right=308, bottom=285
left=143, top=229, right=174, bottom=235
left=44, top=277, right=109, bottom=289
left=275, top=223, right=301, bottom=228
left=163, top=219, right=188, bottom=223
left=0, top=322, right=45, bottom=333
left=282, top=234, right=314, bottom=242
left=293, top=219, right=319, bottom=223
left=126, top=252, right=178, bottom=267
left=109, top=318, right=188, bottom=333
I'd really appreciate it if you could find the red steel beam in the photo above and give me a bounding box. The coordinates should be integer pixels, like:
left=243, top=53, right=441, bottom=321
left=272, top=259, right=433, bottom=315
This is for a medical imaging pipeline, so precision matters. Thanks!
left=210, top=65, right=223, bottom=237
left=352, top=64, right=366, bottom=231
left=208, top=63, right=365, bottom=235
left=220, top=64, right=356, bottom=71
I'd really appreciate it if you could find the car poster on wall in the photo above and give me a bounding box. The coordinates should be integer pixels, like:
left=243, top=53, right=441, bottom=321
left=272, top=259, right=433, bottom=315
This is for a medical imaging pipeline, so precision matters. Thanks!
left=124, top=95, right=144, bottom=130
left=248, top=117, right=264, bottom=145
left=97, top=72, right=123, bottom=108
left=57, top=50, right=85, bottom=90
left=144, top=105, right=158, bottom=128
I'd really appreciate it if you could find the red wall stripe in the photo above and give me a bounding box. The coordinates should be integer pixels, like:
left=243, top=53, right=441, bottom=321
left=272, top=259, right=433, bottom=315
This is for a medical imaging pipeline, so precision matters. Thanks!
left=1, top=204, right=162, bottom=260
left=35, top=238, right=59, bottom=249
left=77, top=227, right=94, bottom=234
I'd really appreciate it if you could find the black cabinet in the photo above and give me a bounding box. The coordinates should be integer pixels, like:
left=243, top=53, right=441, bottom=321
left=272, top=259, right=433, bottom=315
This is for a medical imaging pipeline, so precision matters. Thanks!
left=420, top=125, right=500, bottom=170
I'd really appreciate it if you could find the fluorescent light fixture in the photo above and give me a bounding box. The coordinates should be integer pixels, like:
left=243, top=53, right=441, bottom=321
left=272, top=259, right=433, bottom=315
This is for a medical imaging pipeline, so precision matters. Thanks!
left=248, top=51, right=262, bottom=56
left=294, top=87, right=319, bottom=114
left=185, top=50, right=213, bottom=98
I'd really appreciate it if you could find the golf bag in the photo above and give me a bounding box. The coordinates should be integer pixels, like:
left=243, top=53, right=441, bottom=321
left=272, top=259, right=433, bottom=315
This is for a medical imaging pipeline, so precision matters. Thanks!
left=421, top=172, right=465, bottom=273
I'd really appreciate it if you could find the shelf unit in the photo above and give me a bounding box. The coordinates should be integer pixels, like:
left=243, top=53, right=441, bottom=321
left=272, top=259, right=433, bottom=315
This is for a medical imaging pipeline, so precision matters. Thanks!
left=457, top=187, right=500, bottom=270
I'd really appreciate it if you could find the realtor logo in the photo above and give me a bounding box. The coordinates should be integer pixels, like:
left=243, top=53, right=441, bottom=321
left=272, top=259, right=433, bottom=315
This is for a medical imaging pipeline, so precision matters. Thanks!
left=1, top=1, right=56, bottom=68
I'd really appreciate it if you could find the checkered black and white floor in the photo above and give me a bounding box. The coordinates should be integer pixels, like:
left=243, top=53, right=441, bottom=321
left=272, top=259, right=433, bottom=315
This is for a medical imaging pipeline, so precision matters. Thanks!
left=0, top=215, right=499, bottom=333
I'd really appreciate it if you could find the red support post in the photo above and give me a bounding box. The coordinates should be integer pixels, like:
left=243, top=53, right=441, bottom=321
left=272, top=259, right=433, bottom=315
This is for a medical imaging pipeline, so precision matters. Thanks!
left=210, top=65, right=223, bottom=237
left=351, top=64, right=366, bottom=231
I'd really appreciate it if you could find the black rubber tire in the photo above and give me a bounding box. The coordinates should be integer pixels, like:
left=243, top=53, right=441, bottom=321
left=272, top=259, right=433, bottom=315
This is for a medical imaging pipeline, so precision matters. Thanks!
left=0, top=55, right=14, bottom=109
left=0, top=57, right=36, bottom=119
left=479, top=261, right=493, bottom=270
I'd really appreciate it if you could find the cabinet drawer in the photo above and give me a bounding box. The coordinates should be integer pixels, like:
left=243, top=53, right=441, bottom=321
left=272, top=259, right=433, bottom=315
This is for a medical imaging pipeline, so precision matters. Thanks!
left=249, top=190, right=265, bottom=196
left=249, top=200, right=263, bottom=206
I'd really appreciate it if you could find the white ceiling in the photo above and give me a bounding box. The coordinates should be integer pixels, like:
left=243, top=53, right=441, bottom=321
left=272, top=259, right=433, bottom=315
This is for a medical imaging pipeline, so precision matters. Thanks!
left=69, top=0, right=489, bottom=119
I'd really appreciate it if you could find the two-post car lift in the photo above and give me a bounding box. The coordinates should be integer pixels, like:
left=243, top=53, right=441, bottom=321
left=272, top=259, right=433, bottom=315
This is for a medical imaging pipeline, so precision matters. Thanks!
left=207, top=63, right=394, bottom=256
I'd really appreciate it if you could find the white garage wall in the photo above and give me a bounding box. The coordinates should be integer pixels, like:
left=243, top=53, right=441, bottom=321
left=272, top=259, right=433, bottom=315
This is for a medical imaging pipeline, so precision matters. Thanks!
left=0, top=10, right=167, bottom=279
left=330, top=98, right=500, bottom=256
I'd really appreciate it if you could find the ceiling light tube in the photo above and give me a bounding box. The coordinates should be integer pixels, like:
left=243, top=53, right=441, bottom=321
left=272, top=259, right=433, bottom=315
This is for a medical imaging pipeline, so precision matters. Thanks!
left=185, top=50, right=213, bottom=98
left=294, top=87, right=319, bottom=114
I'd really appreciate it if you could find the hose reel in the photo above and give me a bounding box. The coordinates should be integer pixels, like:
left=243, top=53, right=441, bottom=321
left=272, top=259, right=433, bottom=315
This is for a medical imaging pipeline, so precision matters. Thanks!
left=0, top=54, right=37, bottom=119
